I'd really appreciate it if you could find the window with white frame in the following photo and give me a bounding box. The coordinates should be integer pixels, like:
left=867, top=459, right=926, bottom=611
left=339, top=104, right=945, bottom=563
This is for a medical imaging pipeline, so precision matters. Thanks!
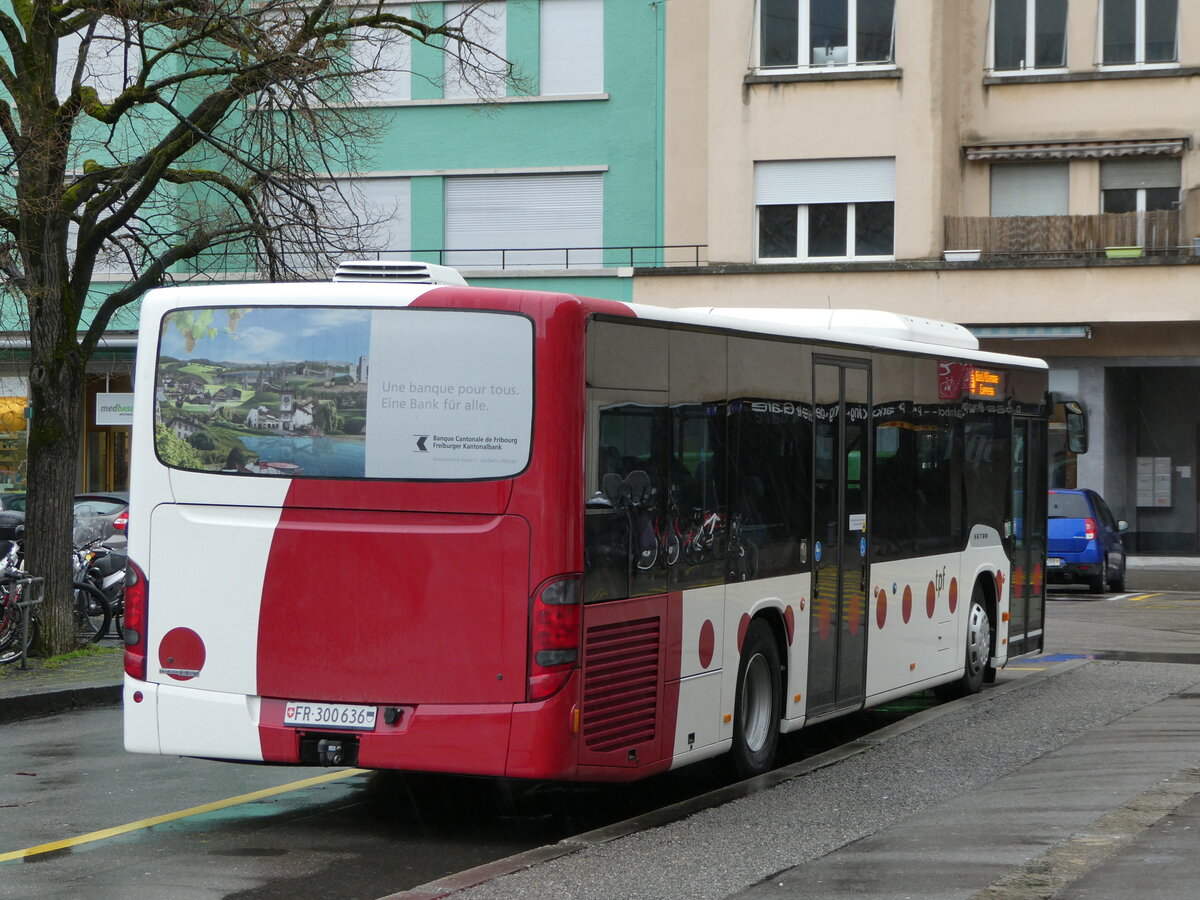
left=353, top=4, right=413, bottom=102
left=759, top=0, right=895, bottom=69
left=56, top=17, right=140, bottom=102
left=443, top=1, right=507, bottom=99
left=1101, top=0, right=1177, bottom=66
left=444, top=173, right=603, bottom=269
left=755, top=159, right=895, bottom=261
left=1100, top=157, right=1180, bottom=212
left=992, top=0, right=1068, bottom=72
left=989, top=162, right=1068, bottom=216
left=541, top=0, right=604, bottom=95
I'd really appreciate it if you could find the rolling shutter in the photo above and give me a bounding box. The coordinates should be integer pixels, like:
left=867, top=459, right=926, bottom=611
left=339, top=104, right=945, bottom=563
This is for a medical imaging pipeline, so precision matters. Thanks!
left=445, top=173, right=603, bottom=268
left=990, top=162, right=1069, bottom=216
left=541, top=0, right=605, bottom=95
left=755, top=158, right=896, bottom=205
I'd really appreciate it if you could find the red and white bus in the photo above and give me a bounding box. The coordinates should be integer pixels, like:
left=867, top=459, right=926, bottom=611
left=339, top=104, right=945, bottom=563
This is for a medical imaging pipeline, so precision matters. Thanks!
left=124, top=262, right=1055, bottom=781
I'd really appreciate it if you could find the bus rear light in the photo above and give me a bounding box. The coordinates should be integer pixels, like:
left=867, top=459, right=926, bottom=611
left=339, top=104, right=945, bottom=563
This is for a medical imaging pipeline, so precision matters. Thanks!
left=1084, top=518, right=1097, bottom=541
left=123, top=559, right=149, bottom=680
left=528, top=575, right=582, bottom=702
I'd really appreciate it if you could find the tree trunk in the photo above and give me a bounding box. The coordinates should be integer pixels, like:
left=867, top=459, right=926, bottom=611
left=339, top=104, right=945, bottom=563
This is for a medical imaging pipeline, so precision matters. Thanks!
left=25, top=346, right=86, bottom=657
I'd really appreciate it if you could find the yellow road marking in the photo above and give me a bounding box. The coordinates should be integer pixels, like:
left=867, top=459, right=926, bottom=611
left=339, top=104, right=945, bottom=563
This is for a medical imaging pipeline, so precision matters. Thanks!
left=1127, top=593, right=1164, bottom=603
left=0, top=767, right=366, bottom=862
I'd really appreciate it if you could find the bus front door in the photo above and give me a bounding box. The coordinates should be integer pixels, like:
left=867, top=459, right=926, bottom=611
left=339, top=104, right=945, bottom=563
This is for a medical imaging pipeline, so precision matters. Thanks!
left=1008, top=415, right=1047, bottom=656
left=807, top=360, right=871, bottom=718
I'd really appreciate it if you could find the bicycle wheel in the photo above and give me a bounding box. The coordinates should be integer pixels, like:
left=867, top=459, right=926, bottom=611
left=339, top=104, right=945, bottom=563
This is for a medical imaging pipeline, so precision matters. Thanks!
left=73, top=581, right=112, bottom=643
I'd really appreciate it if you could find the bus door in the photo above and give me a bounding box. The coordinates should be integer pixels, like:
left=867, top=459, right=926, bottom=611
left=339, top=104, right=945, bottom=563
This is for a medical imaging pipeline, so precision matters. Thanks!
left=807, top=360, right=871, bottom=718
left=1008, top=416, right=1047, bottom=656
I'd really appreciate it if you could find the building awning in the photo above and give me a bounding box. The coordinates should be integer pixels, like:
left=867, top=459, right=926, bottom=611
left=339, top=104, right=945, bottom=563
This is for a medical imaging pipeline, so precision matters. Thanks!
left=969, top=325, right=1092, bottom=340
left=964, top=137, right=1187, bottom=162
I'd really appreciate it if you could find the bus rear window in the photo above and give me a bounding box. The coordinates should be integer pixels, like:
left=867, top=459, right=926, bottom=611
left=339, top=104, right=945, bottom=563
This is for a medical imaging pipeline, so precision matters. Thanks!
left=155, top=306, right=533, bottom=481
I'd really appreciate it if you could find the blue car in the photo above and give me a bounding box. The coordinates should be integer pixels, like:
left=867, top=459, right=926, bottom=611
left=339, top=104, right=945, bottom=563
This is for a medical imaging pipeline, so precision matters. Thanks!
left=1046, top=489, right=1127, bottom=594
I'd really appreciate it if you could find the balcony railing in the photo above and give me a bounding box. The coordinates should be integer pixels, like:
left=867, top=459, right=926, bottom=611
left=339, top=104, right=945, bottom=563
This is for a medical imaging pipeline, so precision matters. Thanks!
left=944, top=210, right=1186, bottom=258
left=354, top=245, right=709, bottom=270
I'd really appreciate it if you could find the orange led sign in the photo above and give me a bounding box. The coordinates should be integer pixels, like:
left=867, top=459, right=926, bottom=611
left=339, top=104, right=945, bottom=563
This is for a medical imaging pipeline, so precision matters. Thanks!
left=968, top=367, right=1004, bottom=399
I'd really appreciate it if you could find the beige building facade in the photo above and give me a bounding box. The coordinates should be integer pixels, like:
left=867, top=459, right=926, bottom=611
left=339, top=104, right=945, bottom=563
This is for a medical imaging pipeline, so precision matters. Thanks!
left=638, top=0, right=1200, bottom=554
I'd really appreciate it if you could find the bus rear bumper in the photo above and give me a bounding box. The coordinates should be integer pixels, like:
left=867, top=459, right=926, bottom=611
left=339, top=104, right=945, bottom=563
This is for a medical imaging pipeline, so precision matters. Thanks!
left=124, top=671, right=635, bottom=780
left=124, top=676, right=265, bottom=761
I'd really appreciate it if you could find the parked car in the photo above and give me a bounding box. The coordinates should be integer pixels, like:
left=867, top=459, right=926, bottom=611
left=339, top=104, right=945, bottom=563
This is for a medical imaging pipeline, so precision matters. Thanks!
left=1047, top=488, right=1127, bottom=594
left=73, top=491, right=130, bottom=547
left=0, top=492, right=26, bottom=512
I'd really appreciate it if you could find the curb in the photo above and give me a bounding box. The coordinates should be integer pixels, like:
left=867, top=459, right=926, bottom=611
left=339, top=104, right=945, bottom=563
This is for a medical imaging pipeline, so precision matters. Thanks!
left=0, top=684, right=122, bottom=724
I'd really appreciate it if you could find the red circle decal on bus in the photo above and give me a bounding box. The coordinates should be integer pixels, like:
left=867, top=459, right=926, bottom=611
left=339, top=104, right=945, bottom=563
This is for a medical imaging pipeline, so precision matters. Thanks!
left=926, top=582, right=936, bottom=619
left=817, top=598, right=832, bottom=641
left=737, top=613, right=751, bottom=653
left=902, top=586, right=913, bottom=623
left=158, top=627, right=206, bottom=681
left=876, top=588, right=887, bottom=630
left=847, top=594, right=861, bottom=636
left=698, top=620, right=715, bottom=669
left=784, top=605, right=795, bottom=645
left=949, top=578, right=959, bottom=614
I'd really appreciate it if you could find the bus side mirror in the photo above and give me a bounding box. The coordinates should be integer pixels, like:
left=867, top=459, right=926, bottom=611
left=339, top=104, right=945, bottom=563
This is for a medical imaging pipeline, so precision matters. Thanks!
left=1064, top=400, right=1088, bottom=455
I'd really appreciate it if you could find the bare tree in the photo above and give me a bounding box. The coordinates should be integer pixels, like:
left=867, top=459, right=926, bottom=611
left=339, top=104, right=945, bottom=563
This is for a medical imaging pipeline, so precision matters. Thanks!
left=0, top=1, right=511, bottom=654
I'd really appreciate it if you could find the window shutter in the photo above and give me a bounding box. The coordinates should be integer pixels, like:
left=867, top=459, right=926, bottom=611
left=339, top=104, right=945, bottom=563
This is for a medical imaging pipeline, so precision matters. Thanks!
left=349, top=178, right=412, bottom=254
left=445, top=173, right=604, bottom=267
left=354, top=5, right=412, bottom=102
left=444, top=2, right=507, bottom=99
left=990, top=162, right=1069, bottom=216
left=1100, top=157, right=1181, bottom=190
left=755, top=158, right=896, bottom=205
left=541, top=0, right=604, bottom=94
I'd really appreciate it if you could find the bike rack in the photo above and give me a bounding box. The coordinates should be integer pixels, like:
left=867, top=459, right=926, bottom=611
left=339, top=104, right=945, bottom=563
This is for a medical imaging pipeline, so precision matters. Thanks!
left=12, top=576, right=45, bottom=670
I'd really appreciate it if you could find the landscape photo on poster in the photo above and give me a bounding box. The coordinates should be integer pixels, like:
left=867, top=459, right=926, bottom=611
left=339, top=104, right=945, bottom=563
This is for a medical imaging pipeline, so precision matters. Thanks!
left=155, top=307, right=371, bottom=477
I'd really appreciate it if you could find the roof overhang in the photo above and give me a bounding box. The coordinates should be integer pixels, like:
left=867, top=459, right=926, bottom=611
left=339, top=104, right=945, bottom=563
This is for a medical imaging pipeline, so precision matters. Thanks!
left=964, top=137, right=1188, bottom=161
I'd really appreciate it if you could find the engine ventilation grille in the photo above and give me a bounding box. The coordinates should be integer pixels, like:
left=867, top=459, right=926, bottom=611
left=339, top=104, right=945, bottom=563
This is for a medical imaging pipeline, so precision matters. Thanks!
left=332, top=260, right=468, bottom=286
left=582, top=616, right=661, bottom=752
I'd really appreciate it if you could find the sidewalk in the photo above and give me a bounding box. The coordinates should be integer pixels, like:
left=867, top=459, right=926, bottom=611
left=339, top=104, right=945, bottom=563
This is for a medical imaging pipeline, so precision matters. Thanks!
left=408, top=660, right=1200, bottom=900
left=0, top=643, right=123, bottom=723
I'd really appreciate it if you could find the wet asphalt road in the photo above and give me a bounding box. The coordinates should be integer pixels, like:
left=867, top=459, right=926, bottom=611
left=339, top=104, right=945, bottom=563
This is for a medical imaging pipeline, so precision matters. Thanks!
left=2, top=697, right=934, bottom=898
left=3, top=567, right=1198, bottom=899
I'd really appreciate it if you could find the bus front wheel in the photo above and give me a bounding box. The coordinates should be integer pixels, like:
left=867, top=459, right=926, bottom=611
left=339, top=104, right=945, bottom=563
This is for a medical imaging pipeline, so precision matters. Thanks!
left=731, top=619, right=781, bottom=779
left=937, top=583, right=992, bottom=699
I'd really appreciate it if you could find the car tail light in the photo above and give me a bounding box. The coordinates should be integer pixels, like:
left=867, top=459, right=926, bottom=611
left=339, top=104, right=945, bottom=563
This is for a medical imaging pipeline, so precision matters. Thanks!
left=113, top=510, right=129, bottom=532
left=528, top=575, right=581, bottom=702
left=1084, top=518, right=1097, bottom=541
left=123, top=558, right=148, bottom=680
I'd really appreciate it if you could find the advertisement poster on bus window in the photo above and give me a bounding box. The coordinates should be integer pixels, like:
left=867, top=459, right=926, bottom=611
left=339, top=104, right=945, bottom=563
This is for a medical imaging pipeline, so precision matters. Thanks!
left=156, top=306, right=533, bottom=480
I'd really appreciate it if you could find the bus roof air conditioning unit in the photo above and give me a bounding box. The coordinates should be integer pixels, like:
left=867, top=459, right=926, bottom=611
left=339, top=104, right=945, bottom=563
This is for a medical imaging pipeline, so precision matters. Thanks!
left=333, top=260, right=468, bottom=286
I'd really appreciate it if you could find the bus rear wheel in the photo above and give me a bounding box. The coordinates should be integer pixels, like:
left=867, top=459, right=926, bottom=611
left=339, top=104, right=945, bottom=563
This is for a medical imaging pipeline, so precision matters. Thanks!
left=731, top=619, right=781, bottom=779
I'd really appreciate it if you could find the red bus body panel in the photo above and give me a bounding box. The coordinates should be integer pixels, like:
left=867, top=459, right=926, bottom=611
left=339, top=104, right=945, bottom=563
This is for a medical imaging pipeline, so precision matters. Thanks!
left=256, top=505, right=531, bottom=705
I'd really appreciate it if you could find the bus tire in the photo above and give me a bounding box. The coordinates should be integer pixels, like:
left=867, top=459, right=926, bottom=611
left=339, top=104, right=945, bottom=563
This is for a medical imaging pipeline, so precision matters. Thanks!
left=731, top=618, right=781, bottom=779
left=937, top=583, right=992, bottom=699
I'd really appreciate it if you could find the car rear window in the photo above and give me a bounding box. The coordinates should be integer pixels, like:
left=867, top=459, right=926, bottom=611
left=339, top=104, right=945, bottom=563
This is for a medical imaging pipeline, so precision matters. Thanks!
left=74, top=499, right=127, bottom=516
left=1048, top=492, right=1091, bottom=518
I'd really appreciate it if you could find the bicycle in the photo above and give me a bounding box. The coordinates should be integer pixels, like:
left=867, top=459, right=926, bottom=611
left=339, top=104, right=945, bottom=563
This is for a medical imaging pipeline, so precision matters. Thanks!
left=0, top=538, right=39, bottom=665
left=72, top=540, right=112, bottom=643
